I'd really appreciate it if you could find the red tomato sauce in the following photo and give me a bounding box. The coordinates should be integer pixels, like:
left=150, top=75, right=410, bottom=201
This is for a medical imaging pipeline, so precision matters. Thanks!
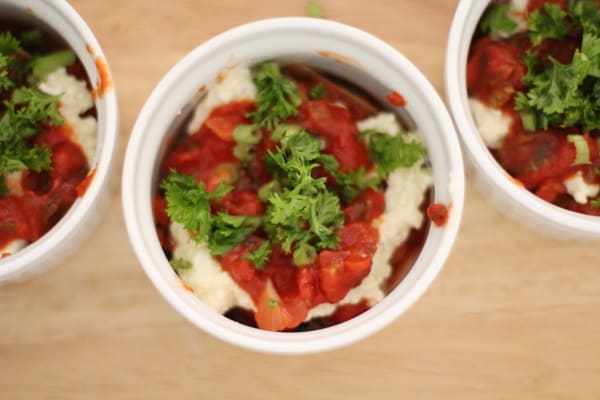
left=386, top=91, right=407, bottom=107
left=427, top=203, right=450, bottom=227
left=467, top=5, right=600, bottom=216
left=0, top=124, right=89, bottom=249
left=155, top=68, right=430, bottom=331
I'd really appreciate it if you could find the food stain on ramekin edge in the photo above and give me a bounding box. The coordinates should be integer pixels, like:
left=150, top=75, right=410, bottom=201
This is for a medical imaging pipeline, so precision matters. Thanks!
left=317, top=50, right=362, bottom=69
left=427, top=202, right=451, bottom=227
left=387, top=91, right=407, bottom=107
left=85, top=43, right=113, bottom=98
left=76, top=167, right=97, bottom=197
left=506, top=172, right=525, bottom=189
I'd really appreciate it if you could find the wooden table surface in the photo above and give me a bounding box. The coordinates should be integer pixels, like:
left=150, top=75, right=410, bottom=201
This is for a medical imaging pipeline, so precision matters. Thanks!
left=2, top=0, right=599, bottom=398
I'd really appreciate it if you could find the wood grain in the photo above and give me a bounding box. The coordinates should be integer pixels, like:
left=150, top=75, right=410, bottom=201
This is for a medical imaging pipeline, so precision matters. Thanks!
left=1, top=1, right=599, bottom=398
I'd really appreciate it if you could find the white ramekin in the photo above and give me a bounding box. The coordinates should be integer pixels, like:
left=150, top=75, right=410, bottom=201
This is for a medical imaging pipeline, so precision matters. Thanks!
left=445, top=0, right=600, bottom=240
left=123, top=17, right=465, bottom=354
left=0, top=0, right=119, bottom=282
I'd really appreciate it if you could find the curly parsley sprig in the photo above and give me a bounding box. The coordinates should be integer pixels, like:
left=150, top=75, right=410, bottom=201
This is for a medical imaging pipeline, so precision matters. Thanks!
left=480, top=3, right=517, bottom=37
left=361, top=129, right=425, bottom=179
left=263, top=125, right=344, bottom=265
left=164, top=62, right=428, bottom=270
left=247, top=62, right=302, bottom=129
left=161, top=171, right=262, bottom=256
left=528, top=3, right=569, bottom=46
left=0, top=29, right=76, bottom=194
left=513, top=1, right=600, bottom=131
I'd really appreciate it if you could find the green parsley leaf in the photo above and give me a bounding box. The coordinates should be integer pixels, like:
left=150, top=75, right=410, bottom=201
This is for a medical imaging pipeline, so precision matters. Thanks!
left=521, top=50, right=541, bottom=86
left=0, top=32, right=20, bottom=54
left=0, top=145, right=51, bottom=173
left=264, top=127, right=344, bottom=264
left=0, top=32, right=25, bottom=88
left=514, top=45, right=600, bottom=131
left=309, top=83, right=327, bottom=99
left=480, top=3, right=517, bottom=37
left=0, top=88, right=62, bottom=178
left=0, top=55, right=13, bottom=91
left=360, top=129, right=424, bottom=179
left=335, top=167, right=379, bottom=202
left=265, top=180, right=343, bottom=258
left=161, top=171, right=232, bottom=243
left=306, top=0, right=326, bottom=18
left=170, top=258, right=193, bottom=270
left=0, top=176, right=7, bottom=196
left=0, top=29, right=76, bottom=189
left=266, top=124, right=322, bottom=185
left=320, top=153, right=378, bottom=202
left=568, top=0, right=600, bottom=36
left=162, top=171, right=260, bottom=256
left=247, top=62, right=302, bottom=129
left=582, top=32, right=600, bottom=78
left=528, top=3, right=569, bottom=46
left=591, top=198, right=600, bottom=207
left=10, top=88, right=63, bottom=126
left=243, top=241, right=271, bottom=270
left=208, top=213, right=261, bottom=255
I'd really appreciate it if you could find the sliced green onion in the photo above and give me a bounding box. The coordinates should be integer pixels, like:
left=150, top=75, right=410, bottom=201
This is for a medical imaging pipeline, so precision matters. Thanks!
left=29, top=49, right=76, bottom=83
left=309, top=83, right=326, bottom=100
left=233, top=124, right=261, bottom=162
left=233, top=124, right=261, bottom=144
left=306, top=0, right=326, bottom=18
left=520, top=111, right=537, bottom=132
left=170, top=258, right=192, bottom=270
left=258, top=180, right=281, bottom=202
left=567, top=134, right=591, bottom=165
left=233, top=143, right=252, bottom=162
left=270, top=123, right=304, bottom=141
left=293, top=244, right=317, bottom=266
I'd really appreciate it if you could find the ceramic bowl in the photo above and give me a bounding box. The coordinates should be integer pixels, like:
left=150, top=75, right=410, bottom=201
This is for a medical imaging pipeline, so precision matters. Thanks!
left=123, top=17, right=464, bottom=354
left=0, top=0, right=119, bottom=282
left=445, top=0, right=600, bottom=240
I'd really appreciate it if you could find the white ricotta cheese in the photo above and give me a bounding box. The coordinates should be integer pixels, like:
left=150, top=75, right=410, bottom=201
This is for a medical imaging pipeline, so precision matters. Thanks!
left=564, top=171, right=600, bottom=204
left=308, top=113, right=433, bottom=319
left=171, top=222, right=255, bottom=313
left=2, top=171, right=23, bottom=197
left=39, top=67, right=97, bottom=164
left=356, top=112, right=401, bottom=135
left=508, top=0, right=529, bottom=34
left=469, top=97, right=512, bottom=149
left=510, top=0, right=528, bottom=13
left=187, top=63, right=257, bottom=134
